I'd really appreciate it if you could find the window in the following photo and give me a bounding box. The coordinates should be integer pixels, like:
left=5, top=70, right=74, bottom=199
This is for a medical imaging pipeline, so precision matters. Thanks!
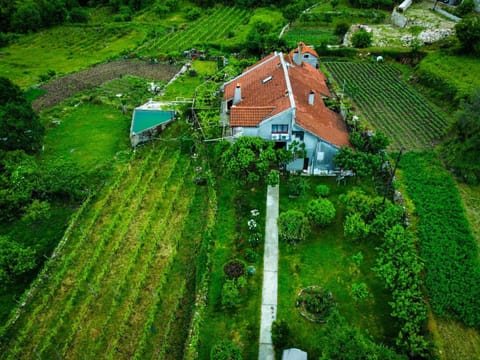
left=272, top=124, right=288, bottom=133
left=304, top=54, right=309, bottom=58
left=292, top=130, right=304, bottom=141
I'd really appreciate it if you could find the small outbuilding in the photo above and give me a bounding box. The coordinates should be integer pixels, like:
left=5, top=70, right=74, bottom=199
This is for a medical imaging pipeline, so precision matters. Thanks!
left=282, top=348, right=308, bottom=360
left=130, top=101, right=175, bottom=147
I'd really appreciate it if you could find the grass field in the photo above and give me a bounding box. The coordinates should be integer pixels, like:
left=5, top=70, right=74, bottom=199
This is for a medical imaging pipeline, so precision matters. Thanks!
left=324, top=61, right=450, bottom=150
left=0, top=25, right=147, bottom=88
left=284, top=27, right=339, bottom=47
left=41, top=103, right=130, bottom=169
left=417, top=52, right=480, bottom=105
left=276, top=177, right=397, bottom=356
left=0, top=126, right=209, bottom=359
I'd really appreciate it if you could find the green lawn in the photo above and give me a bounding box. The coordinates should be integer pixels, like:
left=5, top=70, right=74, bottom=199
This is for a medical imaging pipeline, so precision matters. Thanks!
left=41, top=103, right=130, bottom=169
left=277, top=176, right=397, bottom=356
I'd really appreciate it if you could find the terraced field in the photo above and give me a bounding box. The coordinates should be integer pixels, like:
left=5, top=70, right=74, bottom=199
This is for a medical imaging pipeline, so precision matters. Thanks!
left=137, top=7, right=251, bottom=54
left=324, top=61, right=450, bottom=150
left=0, top=144, right=208, bottom=360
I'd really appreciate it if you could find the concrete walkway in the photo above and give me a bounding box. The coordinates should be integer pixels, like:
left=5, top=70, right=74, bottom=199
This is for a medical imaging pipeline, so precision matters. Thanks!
left=258, top=185, right=279, bottom=360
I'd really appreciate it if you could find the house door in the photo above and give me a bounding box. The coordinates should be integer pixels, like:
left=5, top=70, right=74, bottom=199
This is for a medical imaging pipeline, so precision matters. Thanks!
left=303, top=157, right=309, bottom=171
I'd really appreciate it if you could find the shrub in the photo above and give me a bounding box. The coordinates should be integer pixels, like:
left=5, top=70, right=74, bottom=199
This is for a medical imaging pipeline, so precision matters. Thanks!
left=306, top=198, right=336, bottom=227
left=315, top=184, right=330, bottom=197
left=278, top=210, right=311, bottom=244
left=221, top=279, right=241, bottom=308
left=211, top=339, right=242, bottom=360
left=351, top=282, right=369, bottom=302
left=271, top=320, right=291, bottom=351
left=243, top=248, right=258, bottom=263
left=351, top=29, right=372, bottom=48
left=334, top=22, right=350, bottom=37
left=288, top=175, right=307, bottom=197
left=344, top=213, right=369, bottom=241
left=69, top=7, right=89, bottom=23
left=185, top=7, right=202, bottom=21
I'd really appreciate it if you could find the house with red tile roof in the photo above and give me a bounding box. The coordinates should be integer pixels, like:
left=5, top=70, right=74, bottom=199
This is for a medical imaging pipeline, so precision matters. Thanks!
left=221, top=46, right=349, bottom=174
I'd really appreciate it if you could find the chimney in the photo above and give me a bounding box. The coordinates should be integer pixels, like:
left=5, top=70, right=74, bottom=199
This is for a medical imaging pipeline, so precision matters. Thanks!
left=233, top=83, right=242, bottom=105
left=298, top=42, right=303, bottom=56
left=308, top=90, right=315, bottom=105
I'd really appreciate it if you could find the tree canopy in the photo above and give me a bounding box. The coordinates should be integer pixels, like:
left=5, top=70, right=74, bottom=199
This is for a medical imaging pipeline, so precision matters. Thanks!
left=0, top=77, right=44, bottom=153
left=442, top=87, right=480, bottom=183
left=455, top=15, right=480, bottom=54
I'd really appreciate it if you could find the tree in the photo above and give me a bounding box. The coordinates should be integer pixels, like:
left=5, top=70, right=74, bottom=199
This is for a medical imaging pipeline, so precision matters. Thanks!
left=211, top=339, right=243, bottom=360
left=334, top=22, right=350, bottom=37
left=278, top=210, right=311, bottom=244
left=0, top=236, right=36, bottom=289
left=10, top=1, right=42, bottom=33
left=306, top=198, right=336, bottom=227
left=455, top=16, right=480, bottom=54
left=0, top=77, right=44, bottom=154
left=442, top=87, right=480, bottom=183
left=351, top=29, right=372, bottom=48
left=221, top=136, right=277, bottom=185
left=455, top=0, right=475, bottom=17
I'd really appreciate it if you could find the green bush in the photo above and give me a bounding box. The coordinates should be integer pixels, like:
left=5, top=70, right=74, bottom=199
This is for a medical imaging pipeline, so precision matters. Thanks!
left=306, top=198, right=336, bottom=227
left=334, top=22, right=350, bottom=37
left=210, top=339, right=242, bottom=360
left=344, top=213, right=369, bottom=241
left=288, top=175, right=307, bottom=197
left=351, top=29, right=372, bottom=48
left=271, top=320, right=291, bottom=351
left=315, top=184, right=330, bottom=197
left=278, top=210, right=311, bottom=244
left=221, top=279, right=241, bottom=308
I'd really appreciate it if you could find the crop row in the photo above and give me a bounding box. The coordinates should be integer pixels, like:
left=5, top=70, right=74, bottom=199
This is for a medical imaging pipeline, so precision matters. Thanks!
left=104, top=156, right=194, bottom=358
left=57, top=150, right=183, bottom=358
left=400, top=152, right=480, bottom=328
left=2, top=151, right=151, bottom=358
left=63, top=149, right=185, bottom=358
left=140, top=7, right=249, bottom=54
left=324, top=62, right=449, bottom=150
left=11, top=149, right=165, bottom=359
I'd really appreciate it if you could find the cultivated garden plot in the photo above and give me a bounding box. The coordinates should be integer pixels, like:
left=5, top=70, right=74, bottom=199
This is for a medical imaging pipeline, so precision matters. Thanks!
left=324, top=61, right=450, bottom=150
left=0, top=141, right=208, bottom=360
left=136, top=7, right=251, bottom=55
left=32, top=61, right=179, bottom=112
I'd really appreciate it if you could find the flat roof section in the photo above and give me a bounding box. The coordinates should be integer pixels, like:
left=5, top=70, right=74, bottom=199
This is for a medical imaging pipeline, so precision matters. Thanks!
left=131, top=109, right=175, bottom=134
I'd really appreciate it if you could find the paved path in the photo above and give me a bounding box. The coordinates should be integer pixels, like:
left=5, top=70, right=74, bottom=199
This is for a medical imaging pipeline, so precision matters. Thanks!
left=258, top=185, right=279, bottom=360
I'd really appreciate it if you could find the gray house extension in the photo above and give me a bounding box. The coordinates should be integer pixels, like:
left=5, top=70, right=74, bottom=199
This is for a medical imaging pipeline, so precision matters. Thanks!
left=222, top=45, right=349, bottom=174
left=130, top=100, right=175, bottom=147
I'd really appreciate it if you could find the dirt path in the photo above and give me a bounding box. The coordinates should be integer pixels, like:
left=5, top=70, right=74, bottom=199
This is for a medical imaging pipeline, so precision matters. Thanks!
left=32, top=60, right=180, bottom=112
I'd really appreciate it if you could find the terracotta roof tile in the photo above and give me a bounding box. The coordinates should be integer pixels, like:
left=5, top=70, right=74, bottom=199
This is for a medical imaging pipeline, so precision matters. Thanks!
left=223, top=49, right=349, bottom=148
left=288, top=42, right=319, bottom=60
left=224, top=53, right=291, bottom=127
left=230, top=106, right=276, bottom=127
left=289, top=63, right=349, bottom=147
